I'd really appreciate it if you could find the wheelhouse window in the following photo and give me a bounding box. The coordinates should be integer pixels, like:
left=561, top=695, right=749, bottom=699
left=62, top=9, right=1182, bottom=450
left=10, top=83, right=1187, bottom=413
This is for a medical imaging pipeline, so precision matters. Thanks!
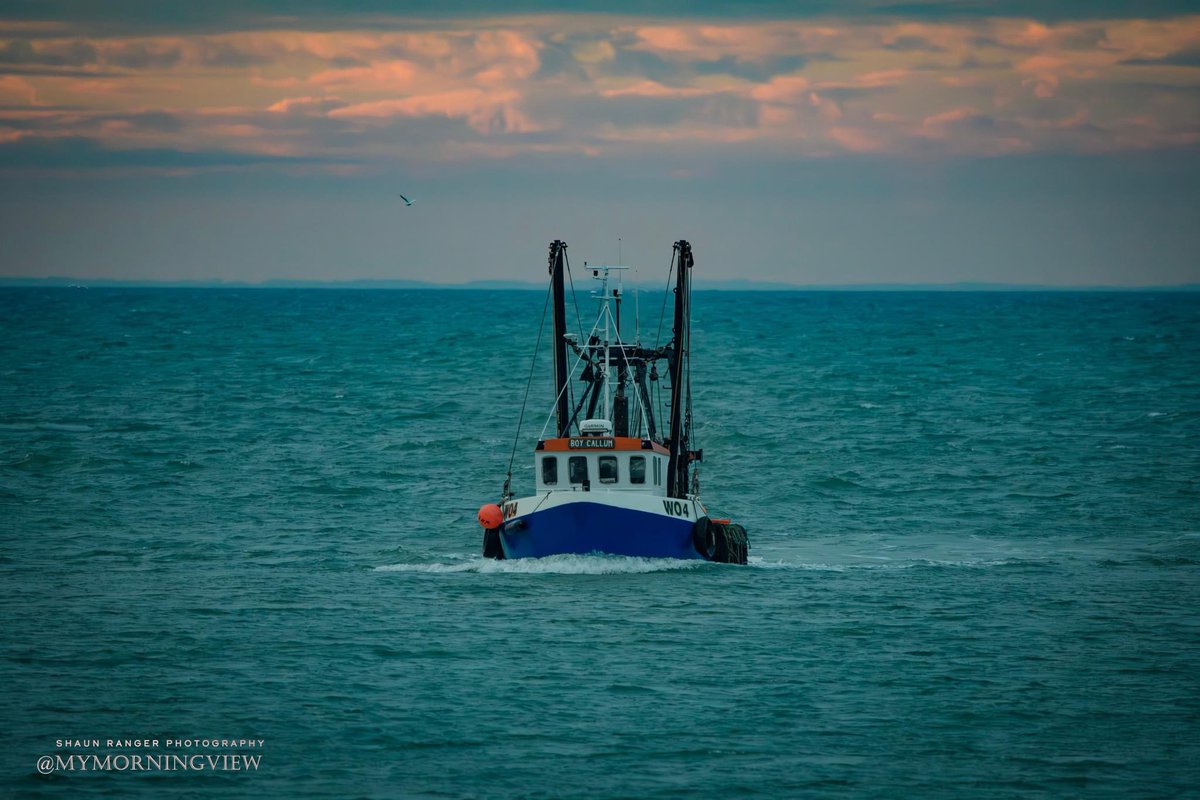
left=541, top=456, right=558, bottom=486
left=568, top=456, right=589, bottom=484
left=599, top=456, right=618, bottom=484
left=629, top=456, right=646, bottom=485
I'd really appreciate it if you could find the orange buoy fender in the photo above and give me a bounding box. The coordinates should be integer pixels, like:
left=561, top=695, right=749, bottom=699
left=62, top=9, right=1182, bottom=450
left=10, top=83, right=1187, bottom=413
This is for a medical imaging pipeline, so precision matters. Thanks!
left=478, top=503, right=503, bottom=529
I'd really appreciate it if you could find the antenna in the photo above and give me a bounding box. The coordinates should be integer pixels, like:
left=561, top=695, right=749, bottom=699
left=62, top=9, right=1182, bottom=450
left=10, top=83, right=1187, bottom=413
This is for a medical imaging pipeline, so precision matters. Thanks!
left=618, top=237, right=623, bottom=342
left=633, top=240, right=640, bottom=344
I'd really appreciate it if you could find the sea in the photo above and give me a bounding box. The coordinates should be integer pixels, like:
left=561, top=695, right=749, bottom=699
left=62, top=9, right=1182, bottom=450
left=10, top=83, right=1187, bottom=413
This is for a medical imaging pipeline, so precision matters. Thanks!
left=1, top=286, right=1198, bottom=798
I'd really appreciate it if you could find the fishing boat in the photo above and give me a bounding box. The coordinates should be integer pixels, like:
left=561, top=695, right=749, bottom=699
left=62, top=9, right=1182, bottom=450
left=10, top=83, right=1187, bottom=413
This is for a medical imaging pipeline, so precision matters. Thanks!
left=476, top=239, right=748, bottom=563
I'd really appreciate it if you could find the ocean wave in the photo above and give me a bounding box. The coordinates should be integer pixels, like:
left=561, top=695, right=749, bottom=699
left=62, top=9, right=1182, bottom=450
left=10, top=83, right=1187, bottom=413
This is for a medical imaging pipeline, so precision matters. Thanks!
left=375, top=554, right=711, bottom=575
left=746, top=555, right=1043, bottom=571
left=375, top=553, right=1038, bottom=575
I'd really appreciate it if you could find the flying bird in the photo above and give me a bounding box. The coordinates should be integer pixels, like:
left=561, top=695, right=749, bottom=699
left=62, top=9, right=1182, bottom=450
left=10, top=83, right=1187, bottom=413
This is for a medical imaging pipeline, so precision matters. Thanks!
left=399, top=194, right=415, bottom=206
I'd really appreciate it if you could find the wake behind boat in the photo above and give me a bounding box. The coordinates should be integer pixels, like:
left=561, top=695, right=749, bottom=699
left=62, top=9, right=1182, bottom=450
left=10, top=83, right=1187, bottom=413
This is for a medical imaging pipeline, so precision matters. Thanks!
left=477, top=239, right=747, bottom=563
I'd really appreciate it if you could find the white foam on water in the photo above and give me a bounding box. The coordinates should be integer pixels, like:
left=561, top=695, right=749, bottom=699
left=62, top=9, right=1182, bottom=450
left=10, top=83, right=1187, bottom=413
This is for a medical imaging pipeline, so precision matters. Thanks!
left=377, top=554, right=1039, bottom=576
left=745, top=555, right=1036, bottom=572
left=375, top=554, right=710, bottom=575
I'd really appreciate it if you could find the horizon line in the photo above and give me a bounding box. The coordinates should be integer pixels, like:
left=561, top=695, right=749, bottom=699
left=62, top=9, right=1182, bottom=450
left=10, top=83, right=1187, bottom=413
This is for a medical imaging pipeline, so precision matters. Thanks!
left=1, top=276, right=1198, bottom=293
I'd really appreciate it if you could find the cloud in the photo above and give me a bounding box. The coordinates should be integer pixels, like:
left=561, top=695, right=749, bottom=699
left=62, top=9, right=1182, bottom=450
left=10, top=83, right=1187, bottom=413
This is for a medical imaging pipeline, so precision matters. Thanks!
left=0, top=11, right=1197, bottom=173
left=309, top=59, right=421, bottom=91
left=2, top=1, right=1199, bottom=39
left=884, top=34, right=946, bottom=52
left=1121, top=46, right=1200, bottom=67
left=600, top=80, right=711, bottom=98
left=105, top=41, right=182, bottom=69
left=0, top=133, right=341, bottom=172
left=266, top=95, right=347, bottom=115
left=0, top=38, right=96, bottom=66
left=750, top=73, right=810, bottom=103
left=194, top=39, right=272, bottom=68
left=0, top=74, right=39, bottom=104
left=828, top=125, right=885, bottom=152
left=572, top=39, right=615, bottom=64
left=330, top=89, right=539, bottom=135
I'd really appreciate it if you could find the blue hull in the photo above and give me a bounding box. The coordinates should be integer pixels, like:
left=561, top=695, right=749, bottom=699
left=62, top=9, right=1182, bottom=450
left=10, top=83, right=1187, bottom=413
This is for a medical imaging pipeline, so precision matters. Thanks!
left=501, top=501, right=703, bottom=560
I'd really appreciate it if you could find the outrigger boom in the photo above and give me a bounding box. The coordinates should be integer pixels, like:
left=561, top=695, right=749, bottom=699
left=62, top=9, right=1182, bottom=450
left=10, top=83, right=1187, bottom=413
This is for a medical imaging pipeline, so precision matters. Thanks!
left=477, top=239, right=748, bottom=563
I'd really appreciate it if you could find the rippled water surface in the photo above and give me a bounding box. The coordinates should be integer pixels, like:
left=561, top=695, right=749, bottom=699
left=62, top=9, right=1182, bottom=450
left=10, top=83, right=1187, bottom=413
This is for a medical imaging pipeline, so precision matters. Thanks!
left=2, top=287, right=1198, bottom=798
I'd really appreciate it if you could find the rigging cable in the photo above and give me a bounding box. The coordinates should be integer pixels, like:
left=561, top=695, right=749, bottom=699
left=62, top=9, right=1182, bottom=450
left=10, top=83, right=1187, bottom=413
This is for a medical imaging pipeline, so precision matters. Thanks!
left=565, top=251, right=586, bottom=347
left=502, top=278, right=553, bottom=501
left=654, top=250, right=675, bottom=350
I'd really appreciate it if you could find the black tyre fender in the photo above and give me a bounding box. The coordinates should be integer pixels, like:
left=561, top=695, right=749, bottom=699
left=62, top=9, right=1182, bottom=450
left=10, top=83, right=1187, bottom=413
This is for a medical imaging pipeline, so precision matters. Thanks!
left=692, top=517, right=718, bottom=560
left=482, top=526, right=505, bottom=560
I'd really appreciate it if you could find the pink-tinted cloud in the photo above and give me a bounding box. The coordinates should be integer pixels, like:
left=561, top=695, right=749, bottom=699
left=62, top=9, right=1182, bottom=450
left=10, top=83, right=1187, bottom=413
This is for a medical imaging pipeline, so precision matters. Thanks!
left=0, top=75, right=40, bottom=105
left=750, top=74, right=810, bottom=104
left=266, top=96, right=346, bottom=115
left=0, top=13, right=1197, bottom=171
left=828, top=125, right=885, bottom=152
left=309, top=60, right=421, bottom=91
left=600, top=80, right=712, bottom=98
left=330, top=89, right=539, bottom=134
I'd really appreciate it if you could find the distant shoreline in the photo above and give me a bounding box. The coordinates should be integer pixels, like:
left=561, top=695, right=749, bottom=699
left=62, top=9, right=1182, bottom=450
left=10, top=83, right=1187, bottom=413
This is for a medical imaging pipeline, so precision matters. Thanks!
left=1, top=277, right=1198, bottom=293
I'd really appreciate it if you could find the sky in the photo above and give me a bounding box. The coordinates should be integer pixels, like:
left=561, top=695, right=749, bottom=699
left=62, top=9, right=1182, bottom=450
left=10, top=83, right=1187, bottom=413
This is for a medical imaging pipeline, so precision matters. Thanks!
left=0, top=1, right=1197, bottom=287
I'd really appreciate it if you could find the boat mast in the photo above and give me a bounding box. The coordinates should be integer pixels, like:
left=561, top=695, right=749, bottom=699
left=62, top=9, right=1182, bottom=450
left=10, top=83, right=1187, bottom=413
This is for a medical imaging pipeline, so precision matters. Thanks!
left=613, top=269, right=629, bottom=438
left=602, top=269, right=611, bottom=420
left=666, top=240, right=693, bottom=499
left=549, top=240, right=571, bottom=438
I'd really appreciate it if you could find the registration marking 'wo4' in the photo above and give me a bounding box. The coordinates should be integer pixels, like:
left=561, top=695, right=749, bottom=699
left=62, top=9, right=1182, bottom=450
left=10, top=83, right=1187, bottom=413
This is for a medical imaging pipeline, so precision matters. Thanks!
left=662, top=500, right=690, bottom=518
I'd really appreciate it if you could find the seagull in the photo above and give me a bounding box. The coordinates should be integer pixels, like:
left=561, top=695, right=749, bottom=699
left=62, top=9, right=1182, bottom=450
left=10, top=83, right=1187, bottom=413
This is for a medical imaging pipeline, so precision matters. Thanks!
left=399, top=194, right=415, bottom=206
